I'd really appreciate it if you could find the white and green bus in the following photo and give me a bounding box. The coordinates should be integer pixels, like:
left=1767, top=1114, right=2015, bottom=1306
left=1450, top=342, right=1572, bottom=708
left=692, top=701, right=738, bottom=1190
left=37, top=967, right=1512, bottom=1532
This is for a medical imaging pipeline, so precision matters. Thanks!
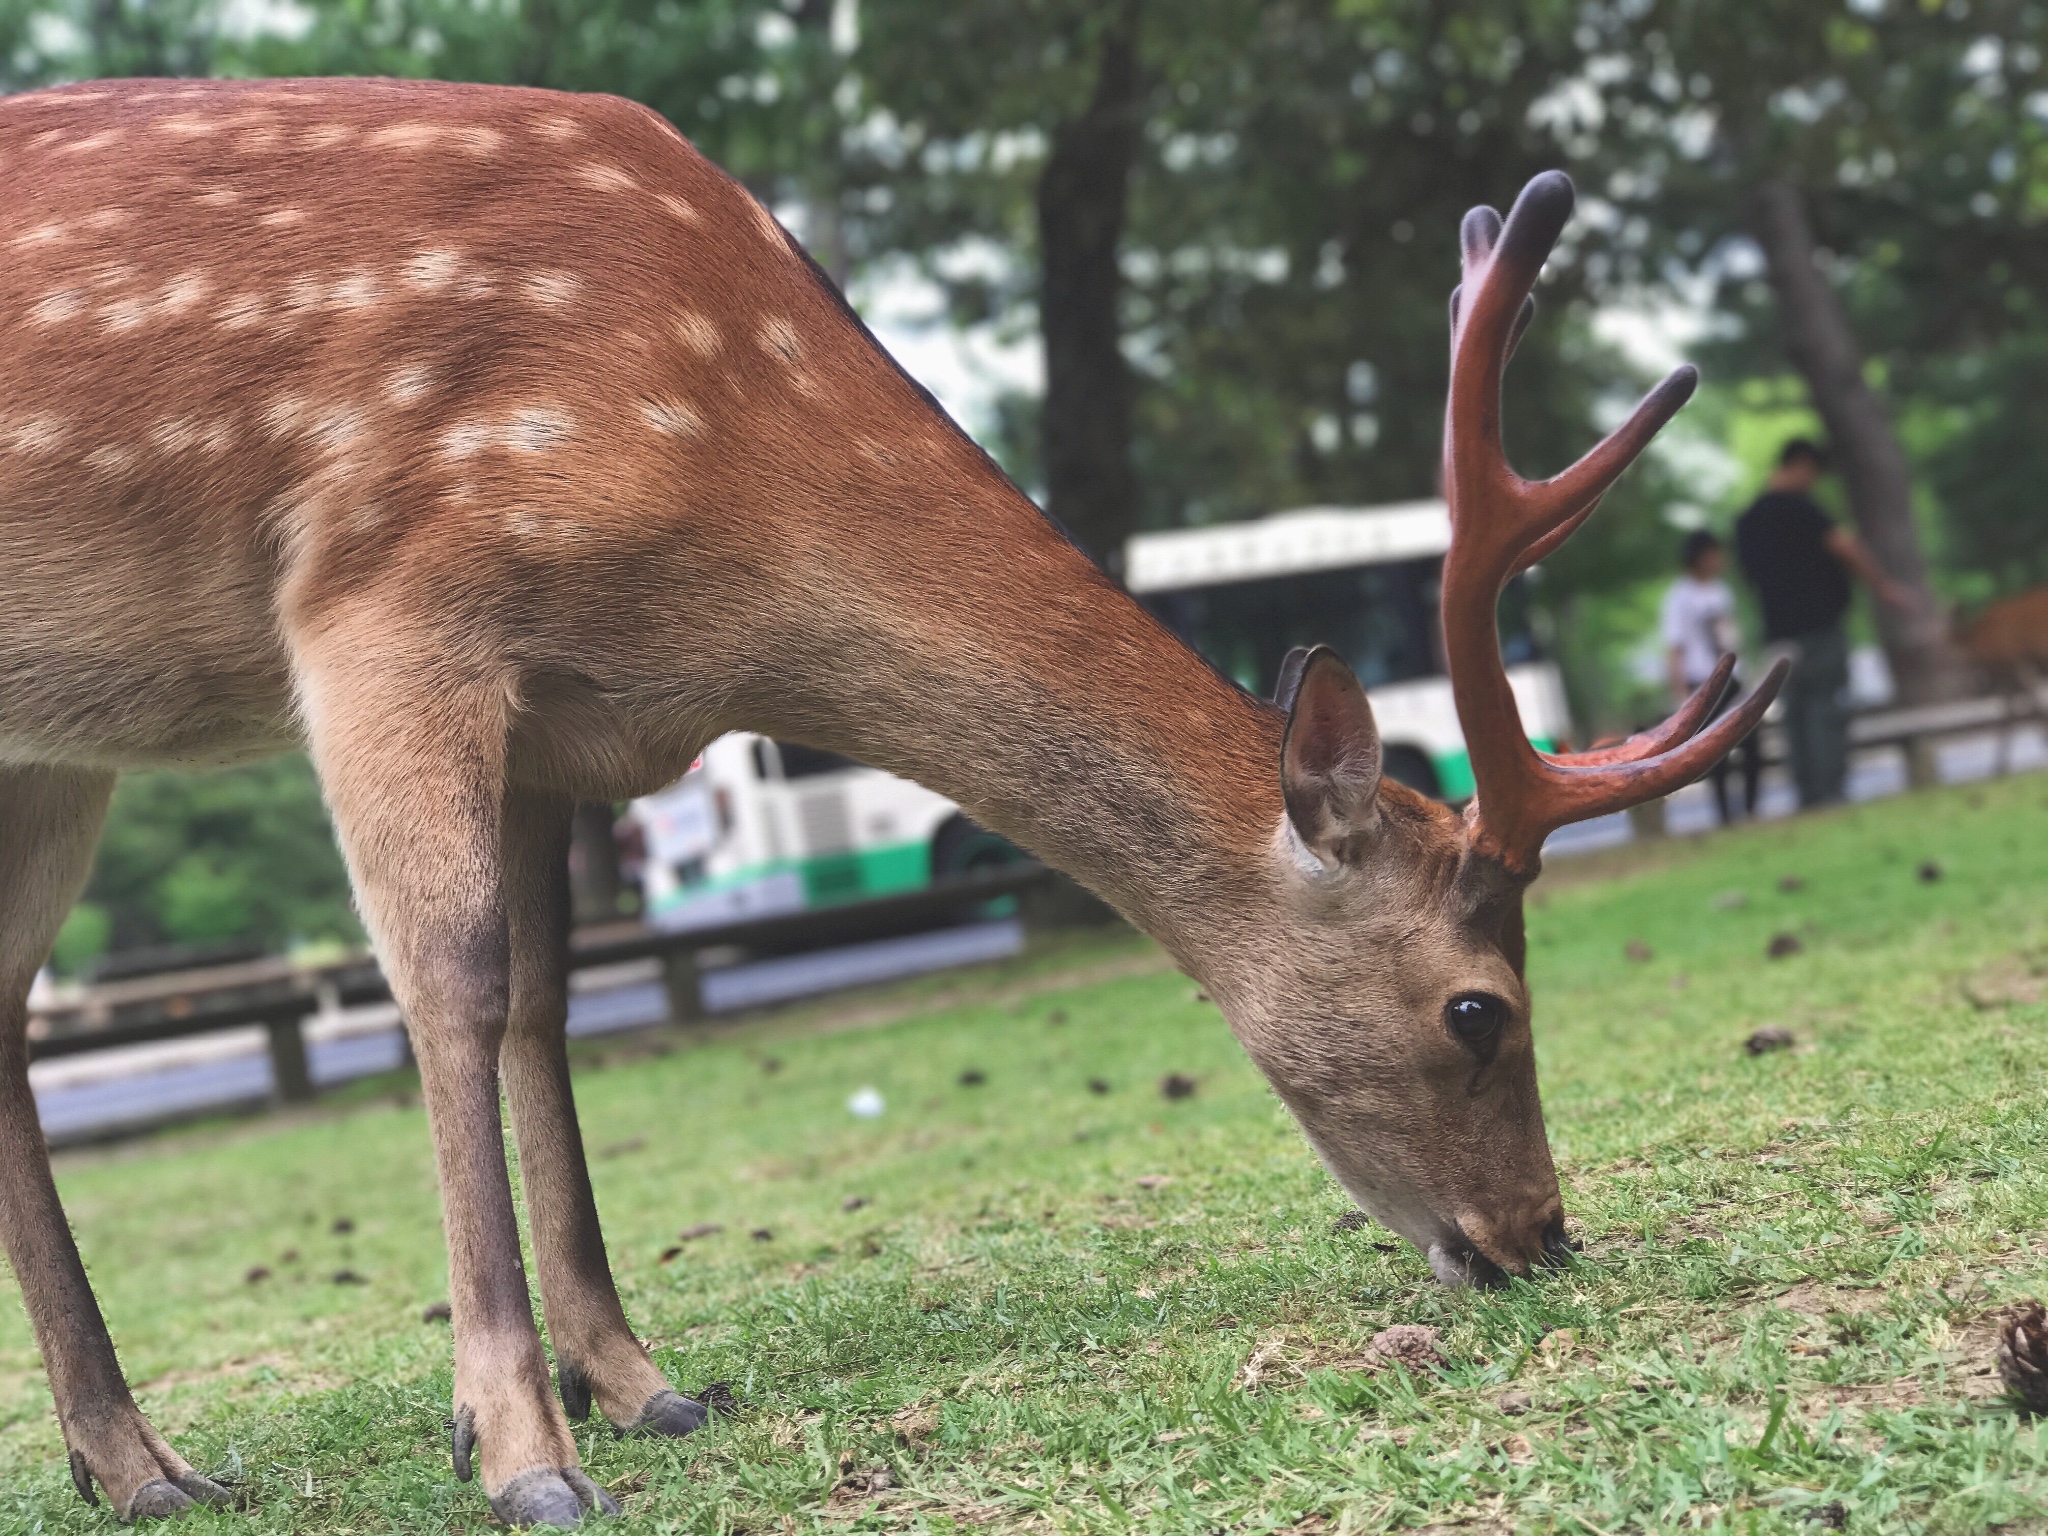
left=630, top=733, right=1016, bottom=932
left=1125, top=501, right=1572, bottom=800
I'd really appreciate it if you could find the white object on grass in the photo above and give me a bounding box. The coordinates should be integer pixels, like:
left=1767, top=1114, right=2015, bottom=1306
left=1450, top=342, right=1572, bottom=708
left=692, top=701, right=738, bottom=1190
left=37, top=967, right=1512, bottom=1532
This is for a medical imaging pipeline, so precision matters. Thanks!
left=847, top=1086, right=886, bottom=1119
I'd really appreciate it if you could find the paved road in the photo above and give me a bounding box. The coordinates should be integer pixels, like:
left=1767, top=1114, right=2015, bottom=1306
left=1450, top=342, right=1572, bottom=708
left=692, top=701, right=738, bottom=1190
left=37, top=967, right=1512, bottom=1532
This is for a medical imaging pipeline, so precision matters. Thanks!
left=32, top=919, right=1026, bottom=1142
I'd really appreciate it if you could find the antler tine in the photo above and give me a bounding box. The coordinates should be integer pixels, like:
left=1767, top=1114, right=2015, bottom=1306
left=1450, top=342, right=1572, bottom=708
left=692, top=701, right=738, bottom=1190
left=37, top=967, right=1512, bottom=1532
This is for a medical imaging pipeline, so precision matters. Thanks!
left=1467, top=662, right=1790, bottom=872
left=1547, top=661, right=1790, bottom=816
left=1528, top=365, right=1698, bottom=532
left=1544, top=655, right=1733, bottom=767
left=1440, top=171, right=1791, bottom=874
left=1443, top=174, right=1577, bottom=585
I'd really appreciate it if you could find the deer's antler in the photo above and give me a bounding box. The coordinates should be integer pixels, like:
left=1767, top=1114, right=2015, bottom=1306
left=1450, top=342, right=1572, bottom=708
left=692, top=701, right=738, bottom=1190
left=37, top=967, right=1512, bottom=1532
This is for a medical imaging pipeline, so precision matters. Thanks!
left=1440, top=172, right=1788, bottom=875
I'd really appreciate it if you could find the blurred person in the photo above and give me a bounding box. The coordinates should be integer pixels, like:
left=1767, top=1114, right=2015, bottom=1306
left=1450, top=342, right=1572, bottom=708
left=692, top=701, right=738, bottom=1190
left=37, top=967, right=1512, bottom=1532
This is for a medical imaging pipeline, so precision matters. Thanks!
left=1661, top=529, right=1759, bottom=824
left=1735, top=439, right=1917, bottom=808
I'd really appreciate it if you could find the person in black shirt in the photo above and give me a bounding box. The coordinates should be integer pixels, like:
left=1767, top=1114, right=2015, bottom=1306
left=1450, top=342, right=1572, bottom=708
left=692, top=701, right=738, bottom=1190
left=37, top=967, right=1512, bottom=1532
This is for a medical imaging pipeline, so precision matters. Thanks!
left=1734, top=439, right=1915, bottom=808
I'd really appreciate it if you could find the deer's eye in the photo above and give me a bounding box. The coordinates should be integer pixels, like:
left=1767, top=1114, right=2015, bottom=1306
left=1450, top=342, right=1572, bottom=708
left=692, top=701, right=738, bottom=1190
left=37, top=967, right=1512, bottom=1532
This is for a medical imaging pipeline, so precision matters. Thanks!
left=1444, top=992, right=1509, bottom=1051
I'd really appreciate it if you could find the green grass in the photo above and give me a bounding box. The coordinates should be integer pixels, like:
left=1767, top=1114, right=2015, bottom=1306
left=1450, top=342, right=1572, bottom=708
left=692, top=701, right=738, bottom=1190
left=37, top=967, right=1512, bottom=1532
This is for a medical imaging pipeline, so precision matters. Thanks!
left=6, top=775, right=2048, bottom=1533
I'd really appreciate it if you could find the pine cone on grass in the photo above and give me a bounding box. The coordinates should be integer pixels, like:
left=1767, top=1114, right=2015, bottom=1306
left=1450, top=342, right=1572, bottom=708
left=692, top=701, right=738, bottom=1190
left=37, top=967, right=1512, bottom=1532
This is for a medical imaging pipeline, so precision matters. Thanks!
left=1997, top=1301, right=2048, bottom=1413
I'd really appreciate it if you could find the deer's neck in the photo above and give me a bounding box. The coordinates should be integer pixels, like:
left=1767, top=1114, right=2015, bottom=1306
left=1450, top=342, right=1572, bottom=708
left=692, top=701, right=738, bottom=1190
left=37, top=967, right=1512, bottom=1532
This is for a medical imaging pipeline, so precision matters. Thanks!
left=731, top=463, right=1283, bottom=959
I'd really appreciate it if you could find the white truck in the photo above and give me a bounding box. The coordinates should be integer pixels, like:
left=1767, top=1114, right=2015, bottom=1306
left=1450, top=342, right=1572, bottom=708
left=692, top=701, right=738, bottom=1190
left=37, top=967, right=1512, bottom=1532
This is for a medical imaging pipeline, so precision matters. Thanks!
left=1125, top=501, right=1574, bottom=799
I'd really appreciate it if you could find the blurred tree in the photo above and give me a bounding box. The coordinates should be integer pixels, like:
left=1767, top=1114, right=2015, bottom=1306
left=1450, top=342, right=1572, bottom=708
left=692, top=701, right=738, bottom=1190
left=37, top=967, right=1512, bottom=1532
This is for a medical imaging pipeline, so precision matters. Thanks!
left=63, top=757, right=362, bottom=968
left=854, top=2, right=1660, bottom=603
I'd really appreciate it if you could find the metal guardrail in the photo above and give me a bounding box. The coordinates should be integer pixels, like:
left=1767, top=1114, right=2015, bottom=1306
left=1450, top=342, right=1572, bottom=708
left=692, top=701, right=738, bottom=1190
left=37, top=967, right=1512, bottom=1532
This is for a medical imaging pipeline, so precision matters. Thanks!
left=28, top=864, right=1051, bottom=1103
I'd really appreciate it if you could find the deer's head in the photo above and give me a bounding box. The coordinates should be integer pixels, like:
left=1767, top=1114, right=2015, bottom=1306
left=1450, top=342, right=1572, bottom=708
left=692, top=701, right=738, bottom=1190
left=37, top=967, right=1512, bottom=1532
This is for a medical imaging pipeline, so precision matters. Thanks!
left=1203, top=173, right=1786, bottom=1286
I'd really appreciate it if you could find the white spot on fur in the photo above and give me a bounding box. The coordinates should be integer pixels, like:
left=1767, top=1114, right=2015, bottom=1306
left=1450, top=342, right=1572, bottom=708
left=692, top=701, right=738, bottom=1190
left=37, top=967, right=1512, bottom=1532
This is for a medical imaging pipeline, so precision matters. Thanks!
left=366, top=123, right=430, bottom=151
left=29, top=129, right=66, bottom=150
left=759, top=317, right=801, bottom=363
left=150, top=418, right=201, bottom=452
left=439, top=422, right=491, bottom=459
left=532, top=115, right=583, bottom=140
left=83, top=444, right=138, bottom=476
left=507, top=407, right=573, bottom=452
left=452, top=126, right=503, bottom=156
left=751, top=198, right=785, bottom=245
left=284, top=276, right=327, bottom=313
left=521, top=271, right=582, bottom=307
left=673, top=310, right=721, bottom=357
left=404, top=249, right=461, bottom=291
left=83, top=208, right=132, bottom=231
left=99, top=296, right=149, bottom=332
left=331, top=270, right=385, bottom=308
left=197, top=187, right=241, bottom=207
left=575, top=163, right=637, bottom=193
left=57, top=129, right=123, bottom=154
left=262, top=396, right=309, bottom=439
left=156, top=115, right=219, bottom=138
left=3, top=415, right=68, bottom=454
left=311, top=407, right=366, bottom=450
left=383, top=364, right=433, bottom=405
left=440, top=407, right=576, bottom=458
left=13, top=221, right=68, bottom=248
left=640, top=399, right=700, bottom=438
left=656, top=194, right=701, bottom=225
left=261, top=208, right=307, bottom=228
left=30, top=290, right=83, bottom=326
left=155, top=273, right=210, bottom=317
left=87, top=262, right=134, bottom=290
left=299, top=123, right=354, bottom=150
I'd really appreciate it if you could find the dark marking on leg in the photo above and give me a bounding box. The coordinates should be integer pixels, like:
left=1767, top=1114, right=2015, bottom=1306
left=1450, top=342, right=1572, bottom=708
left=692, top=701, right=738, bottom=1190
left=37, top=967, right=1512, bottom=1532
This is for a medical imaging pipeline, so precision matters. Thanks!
left=452, top=1403, right=476, bottom=1482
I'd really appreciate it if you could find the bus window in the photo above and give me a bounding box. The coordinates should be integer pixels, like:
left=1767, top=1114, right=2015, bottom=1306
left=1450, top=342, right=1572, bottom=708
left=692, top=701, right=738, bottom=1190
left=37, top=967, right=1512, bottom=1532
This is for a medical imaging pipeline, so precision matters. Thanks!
left=776, top=742, right=859, bottom=779
left=1142, top=559, right=1541, bottom=698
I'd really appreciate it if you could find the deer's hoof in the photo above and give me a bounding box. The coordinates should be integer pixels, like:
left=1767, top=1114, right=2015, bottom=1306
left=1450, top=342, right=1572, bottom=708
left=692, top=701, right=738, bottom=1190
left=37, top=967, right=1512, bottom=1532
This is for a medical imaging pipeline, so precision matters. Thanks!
left=619, top=1388, right=706, bottom=1440
left=488, top=1467, right=618, bottom=1527
left=174, top=1472, right=232, bottom=1507
left=122, top=1480, right=196, bottom=1522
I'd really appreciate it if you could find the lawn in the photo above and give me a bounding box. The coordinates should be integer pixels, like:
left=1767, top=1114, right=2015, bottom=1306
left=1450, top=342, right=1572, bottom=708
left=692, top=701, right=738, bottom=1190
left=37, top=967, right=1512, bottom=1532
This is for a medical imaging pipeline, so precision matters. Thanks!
left=5, top=773, right=2048, bottom=1533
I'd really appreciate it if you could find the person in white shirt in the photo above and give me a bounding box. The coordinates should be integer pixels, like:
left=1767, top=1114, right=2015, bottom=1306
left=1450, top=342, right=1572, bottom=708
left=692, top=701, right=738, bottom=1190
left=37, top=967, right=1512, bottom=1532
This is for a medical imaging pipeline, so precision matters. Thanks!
left=1660, top=530, right=1759, bottom=824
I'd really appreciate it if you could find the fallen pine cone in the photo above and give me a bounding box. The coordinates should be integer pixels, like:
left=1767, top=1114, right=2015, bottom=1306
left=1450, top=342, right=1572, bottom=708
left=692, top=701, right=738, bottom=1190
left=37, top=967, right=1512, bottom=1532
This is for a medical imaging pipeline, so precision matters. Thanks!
left=1363, top=1323, right=1444, bottom=1373
left=1999, top=1301, right=2048, bottom=1413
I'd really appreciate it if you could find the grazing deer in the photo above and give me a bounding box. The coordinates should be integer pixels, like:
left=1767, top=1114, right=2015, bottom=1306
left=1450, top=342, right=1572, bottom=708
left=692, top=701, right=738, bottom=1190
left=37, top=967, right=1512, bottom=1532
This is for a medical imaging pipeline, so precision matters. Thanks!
left=0, top=79, right=1781, bottom=1526
left=1960, top=587, right=2048, bottom=773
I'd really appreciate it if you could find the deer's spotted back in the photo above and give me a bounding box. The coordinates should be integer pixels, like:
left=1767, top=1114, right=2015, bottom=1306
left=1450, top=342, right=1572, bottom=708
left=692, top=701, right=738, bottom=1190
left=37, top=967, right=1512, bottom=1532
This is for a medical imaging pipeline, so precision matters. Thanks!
left=0, top=77, right=926, bottom=767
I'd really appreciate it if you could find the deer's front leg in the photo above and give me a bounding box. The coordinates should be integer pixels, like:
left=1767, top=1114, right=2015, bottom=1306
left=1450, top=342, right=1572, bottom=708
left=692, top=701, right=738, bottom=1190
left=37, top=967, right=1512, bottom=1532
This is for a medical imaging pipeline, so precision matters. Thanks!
left=499, top=790, right=706, bottom=1439
left=304, top=666, right=615, bottom=1528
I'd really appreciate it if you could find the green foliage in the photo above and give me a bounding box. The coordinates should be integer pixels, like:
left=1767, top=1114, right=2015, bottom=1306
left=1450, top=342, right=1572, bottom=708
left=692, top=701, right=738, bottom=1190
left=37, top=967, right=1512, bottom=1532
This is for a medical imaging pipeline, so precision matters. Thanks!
left=1924, top=335, right=2048, bottom=599
left=5, top=776, right=2048, bottom=1529
left=68, top=757, right=360, bottom=966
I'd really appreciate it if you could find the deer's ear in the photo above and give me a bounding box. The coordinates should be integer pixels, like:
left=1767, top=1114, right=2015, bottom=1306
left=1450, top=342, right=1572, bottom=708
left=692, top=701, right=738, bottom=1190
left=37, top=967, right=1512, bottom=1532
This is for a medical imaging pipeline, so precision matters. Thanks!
left=1280, top=646, right=1383, bottom=864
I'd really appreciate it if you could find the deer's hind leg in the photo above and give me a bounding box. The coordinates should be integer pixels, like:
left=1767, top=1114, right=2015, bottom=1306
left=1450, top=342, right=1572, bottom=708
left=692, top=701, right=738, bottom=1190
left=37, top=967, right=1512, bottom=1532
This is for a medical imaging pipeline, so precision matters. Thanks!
left=499, top=789, right=706, bottom=1439
left=0, top=764, right=232, bottom=1522
left=300, top=651, right=617, bottom=1528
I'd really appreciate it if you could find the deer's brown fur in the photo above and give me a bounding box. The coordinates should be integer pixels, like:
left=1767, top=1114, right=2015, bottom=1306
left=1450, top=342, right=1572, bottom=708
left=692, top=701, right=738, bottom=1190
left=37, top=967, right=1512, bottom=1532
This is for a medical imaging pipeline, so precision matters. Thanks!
left=1, top=80, right=1757, bottom=1527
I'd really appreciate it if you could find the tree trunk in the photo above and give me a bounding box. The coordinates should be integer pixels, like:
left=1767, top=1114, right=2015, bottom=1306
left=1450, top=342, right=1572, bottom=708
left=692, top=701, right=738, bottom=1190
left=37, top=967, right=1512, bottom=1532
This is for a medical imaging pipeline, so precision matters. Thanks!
left=1746, top=178, right=1973, bottom=704
left=1037, top=3, right=1144, bottom=573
